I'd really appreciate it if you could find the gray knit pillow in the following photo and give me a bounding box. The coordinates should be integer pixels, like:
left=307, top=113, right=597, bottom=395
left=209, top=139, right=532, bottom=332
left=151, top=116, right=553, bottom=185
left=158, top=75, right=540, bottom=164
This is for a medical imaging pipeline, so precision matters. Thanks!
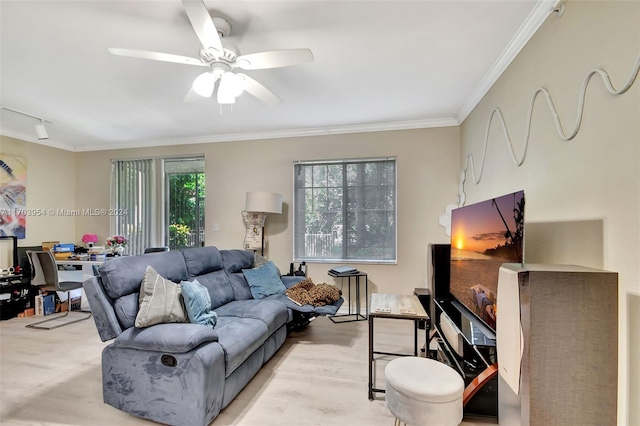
left=135, top=265, right=187, bottom=328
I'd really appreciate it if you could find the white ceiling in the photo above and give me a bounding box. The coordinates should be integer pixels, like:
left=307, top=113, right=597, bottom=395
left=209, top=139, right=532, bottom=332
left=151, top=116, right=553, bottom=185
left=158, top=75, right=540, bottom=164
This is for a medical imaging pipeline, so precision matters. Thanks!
left=0, top=0, right=553, bottom=152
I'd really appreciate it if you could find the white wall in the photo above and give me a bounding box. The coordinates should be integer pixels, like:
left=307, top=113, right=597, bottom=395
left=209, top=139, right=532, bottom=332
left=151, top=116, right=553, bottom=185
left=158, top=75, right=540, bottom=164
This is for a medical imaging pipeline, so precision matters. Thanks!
left=460, top=1, right=639, bottom=422
left=0, top=135, right=77, bottom=246
left=76, top=127, right=460, bottom=298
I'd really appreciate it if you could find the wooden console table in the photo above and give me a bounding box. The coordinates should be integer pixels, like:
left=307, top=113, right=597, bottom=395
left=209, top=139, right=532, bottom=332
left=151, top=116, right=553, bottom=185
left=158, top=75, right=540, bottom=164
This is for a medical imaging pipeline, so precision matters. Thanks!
left=368, top=293, right=429, bottom=400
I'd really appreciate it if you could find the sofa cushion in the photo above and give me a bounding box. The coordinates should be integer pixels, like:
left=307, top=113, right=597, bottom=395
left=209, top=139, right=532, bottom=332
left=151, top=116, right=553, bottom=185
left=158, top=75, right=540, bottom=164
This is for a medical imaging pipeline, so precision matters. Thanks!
left=99, top=251, right=188, bottom=299
left=182, top=246, right=224, bottom=276
left=227, top=273, right=253, bottom=301
left=114, top=293, right=139, bottom=329
left=214, top=316, right=269, bottom=377
left=113, top=323, right=218, bottom=353
left=220, top=249, right=254, bottom=273
left=242, top=261, right=286, bottom=299
left=314, top=298, right=345, bottom=315
left=263, top=292, right=345, bottom=316
left=215, top=300, right=288, bottom=335
left=263, top=292, right=315, bottom=313
left=194, top=270, right=235, bottom=310
left=181, top=279, right=218, bottom=328
left=135, top=266, right=187, bottom=328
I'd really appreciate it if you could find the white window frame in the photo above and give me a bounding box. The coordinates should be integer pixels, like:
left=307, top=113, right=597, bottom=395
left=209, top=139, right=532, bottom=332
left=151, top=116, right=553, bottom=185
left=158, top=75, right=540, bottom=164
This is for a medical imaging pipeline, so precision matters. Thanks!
left=110, top=155, right=205, bottom=255
left=293, top=157, right=397, bottom=264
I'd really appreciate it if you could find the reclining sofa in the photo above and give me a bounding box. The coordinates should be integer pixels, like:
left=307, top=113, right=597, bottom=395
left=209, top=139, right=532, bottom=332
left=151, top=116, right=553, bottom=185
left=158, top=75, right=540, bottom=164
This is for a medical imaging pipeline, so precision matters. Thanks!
left=83, top=246, right=343, bottom=425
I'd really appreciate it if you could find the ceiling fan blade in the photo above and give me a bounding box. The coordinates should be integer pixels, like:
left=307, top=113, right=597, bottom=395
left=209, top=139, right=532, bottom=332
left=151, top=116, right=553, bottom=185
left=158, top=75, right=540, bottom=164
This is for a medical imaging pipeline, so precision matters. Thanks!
left=108, top=48, right=207, bottom=67
left=234, top=49, right=313, bottom=70
left=237, top=73, right=282, bottom=106
left=183, top=88, right=204, bottom=103
left=182, top=0, right=224, bottom=55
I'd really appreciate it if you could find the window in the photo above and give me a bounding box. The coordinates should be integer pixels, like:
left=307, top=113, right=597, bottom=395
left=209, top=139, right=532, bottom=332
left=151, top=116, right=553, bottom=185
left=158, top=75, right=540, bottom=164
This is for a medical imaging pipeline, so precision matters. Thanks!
left=294, top=158, right=396, bottom=263
left=111, top=156, right=205, bottom=255
left=111, top=158, right=155, bottom=256
left=163, top=158, right=205, bottom=250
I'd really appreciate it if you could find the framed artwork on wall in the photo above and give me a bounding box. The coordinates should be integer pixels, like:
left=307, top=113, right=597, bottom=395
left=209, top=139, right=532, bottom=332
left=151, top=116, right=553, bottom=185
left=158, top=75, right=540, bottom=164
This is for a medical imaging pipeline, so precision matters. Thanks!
left=0, top=154, right=26, bottom=239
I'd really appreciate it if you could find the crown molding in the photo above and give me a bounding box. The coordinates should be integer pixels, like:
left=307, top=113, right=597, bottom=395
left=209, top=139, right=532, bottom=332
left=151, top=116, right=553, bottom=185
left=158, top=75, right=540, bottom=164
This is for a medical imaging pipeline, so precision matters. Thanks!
left=456, top=0, right=560, bottom=123
left=0, top=127, right=76, bottom=151
left=73, top=117, right=460, bottom=152
left=3, top=2, right=554, bottom=153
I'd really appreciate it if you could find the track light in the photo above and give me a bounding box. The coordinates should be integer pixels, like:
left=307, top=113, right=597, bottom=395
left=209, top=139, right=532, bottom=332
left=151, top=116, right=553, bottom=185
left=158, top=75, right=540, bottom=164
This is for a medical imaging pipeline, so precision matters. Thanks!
left=0, top=106, right=52, bottom=140
left=34, top=120, right=48, bottom=140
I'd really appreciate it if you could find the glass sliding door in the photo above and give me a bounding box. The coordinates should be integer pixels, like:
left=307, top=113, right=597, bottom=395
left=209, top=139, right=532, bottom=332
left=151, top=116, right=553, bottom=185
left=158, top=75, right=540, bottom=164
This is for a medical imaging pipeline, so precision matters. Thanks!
left=164, top=158, right=205, bottom=250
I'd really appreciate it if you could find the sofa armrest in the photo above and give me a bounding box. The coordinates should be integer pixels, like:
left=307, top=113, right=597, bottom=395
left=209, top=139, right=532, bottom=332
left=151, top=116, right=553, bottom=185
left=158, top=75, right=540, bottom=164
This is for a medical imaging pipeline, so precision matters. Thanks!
left=280, top=275, right=305, bottom=289
left=113, top=323, right=219, bottom=353
left=83, top=276, right=122, bottom=342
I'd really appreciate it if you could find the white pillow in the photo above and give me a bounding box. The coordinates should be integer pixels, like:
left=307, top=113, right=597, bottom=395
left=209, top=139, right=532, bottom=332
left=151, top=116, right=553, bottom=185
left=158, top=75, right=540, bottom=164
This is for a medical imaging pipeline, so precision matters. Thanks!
left=135, top=265, right=187, bottom=328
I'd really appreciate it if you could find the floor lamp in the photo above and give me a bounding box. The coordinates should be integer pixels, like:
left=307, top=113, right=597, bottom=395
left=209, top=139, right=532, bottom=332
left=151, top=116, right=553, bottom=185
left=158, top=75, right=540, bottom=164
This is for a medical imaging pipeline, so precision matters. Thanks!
left=242, top=192, right=283, bottom=255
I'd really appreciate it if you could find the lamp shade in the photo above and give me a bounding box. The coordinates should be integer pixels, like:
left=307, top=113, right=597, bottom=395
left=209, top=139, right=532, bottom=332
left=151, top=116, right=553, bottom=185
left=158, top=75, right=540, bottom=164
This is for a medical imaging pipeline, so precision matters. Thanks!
left=245, top=192, right=282, bottom=214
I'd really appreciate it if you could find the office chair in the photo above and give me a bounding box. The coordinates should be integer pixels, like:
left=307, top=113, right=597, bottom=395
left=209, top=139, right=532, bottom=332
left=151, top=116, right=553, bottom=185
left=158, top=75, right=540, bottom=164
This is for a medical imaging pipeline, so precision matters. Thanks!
left=144, top=246, right=170, bottom=254
left=25, top=250, right=92, bottom=330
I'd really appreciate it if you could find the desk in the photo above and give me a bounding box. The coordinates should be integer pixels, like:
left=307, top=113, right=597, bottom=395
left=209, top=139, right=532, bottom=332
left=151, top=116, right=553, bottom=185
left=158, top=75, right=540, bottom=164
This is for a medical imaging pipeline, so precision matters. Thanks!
left=328, top=270, right=368, bottom=323
left=368, top=293, right=429, bottom=400
left=55, top=259, right=104, bottom=311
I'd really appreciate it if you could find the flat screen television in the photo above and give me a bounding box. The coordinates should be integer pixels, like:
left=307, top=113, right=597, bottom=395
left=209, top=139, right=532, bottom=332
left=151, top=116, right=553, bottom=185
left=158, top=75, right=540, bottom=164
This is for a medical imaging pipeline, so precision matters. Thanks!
left=449, top=190, right=524, bottom=332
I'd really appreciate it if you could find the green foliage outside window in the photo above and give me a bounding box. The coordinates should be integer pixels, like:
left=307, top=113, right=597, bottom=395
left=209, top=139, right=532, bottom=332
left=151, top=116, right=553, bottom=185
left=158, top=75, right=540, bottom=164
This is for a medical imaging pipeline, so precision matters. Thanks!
left=169, top=224, right=191, bottom=248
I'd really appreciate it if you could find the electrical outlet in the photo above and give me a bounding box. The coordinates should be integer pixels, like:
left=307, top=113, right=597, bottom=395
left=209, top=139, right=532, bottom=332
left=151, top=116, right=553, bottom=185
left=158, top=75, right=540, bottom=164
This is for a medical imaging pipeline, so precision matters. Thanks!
left=213, top=223, right=219, bottom=232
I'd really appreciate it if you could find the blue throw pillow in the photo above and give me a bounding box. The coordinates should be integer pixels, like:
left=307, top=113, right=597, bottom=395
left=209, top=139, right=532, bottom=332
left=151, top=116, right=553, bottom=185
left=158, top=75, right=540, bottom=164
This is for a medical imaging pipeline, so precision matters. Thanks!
left=242, top=261, right=286, bottom=299
left=180, top=279, right=218, bottom=328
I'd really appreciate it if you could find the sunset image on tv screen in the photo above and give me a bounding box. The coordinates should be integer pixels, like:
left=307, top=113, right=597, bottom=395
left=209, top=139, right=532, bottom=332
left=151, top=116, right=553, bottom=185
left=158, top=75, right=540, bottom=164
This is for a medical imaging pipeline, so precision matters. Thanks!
left=449, top=190, right=524, bottom=330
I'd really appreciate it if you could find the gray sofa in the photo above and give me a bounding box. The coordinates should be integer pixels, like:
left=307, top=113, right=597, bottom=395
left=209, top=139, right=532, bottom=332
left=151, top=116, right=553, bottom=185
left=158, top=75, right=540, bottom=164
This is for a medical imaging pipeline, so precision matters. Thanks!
left=83, top=246, right=343, bottom=425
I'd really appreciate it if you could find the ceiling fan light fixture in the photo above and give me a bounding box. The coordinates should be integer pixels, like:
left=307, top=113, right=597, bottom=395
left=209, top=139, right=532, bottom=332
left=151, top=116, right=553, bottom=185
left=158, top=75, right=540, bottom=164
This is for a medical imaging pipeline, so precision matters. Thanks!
left=217, top=91, right=236, bottom=105
left=217, top=72, right=246, bottom=104
left=109, top=0, right=312, bottom=107
left=192, top=71, right=216, bottom=97
left=223, top=72, right=245, bottom=95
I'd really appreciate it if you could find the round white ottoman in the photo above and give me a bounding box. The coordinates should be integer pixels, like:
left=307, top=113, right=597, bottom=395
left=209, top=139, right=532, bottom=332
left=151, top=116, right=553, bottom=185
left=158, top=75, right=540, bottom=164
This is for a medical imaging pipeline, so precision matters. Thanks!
left=385, top=357, right=464, bottom=426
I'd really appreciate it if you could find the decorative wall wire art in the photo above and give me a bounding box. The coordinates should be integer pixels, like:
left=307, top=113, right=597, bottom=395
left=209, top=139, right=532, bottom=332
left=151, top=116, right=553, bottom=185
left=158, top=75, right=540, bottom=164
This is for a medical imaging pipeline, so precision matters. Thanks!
left=458, top=53, right=640, bottom=205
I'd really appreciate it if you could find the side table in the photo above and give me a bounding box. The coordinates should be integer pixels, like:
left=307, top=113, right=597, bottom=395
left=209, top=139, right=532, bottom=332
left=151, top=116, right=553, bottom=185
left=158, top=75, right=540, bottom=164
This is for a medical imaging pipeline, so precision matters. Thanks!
left=328, top=270, right=368, bottom=323
left=368, top=293, right=430, bottom=400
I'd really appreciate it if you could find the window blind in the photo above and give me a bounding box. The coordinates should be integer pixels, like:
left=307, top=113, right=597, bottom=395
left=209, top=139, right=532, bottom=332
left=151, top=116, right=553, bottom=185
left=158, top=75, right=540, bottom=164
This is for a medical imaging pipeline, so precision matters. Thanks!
left=111, top=158, right=154, bottom=256
left=294, top=158, right=396, bottom=263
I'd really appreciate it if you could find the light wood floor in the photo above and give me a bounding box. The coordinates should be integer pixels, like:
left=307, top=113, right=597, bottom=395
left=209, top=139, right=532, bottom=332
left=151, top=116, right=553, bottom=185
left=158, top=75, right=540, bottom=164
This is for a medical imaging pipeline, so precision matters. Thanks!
left=0, top=313, right=496, bottom=425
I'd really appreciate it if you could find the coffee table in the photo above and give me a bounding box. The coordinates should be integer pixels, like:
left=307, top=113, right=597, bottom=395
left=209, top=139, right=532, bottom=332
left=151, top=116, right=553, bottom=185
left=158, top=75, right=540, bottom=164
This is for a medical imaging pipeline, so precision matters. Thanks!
left=368, top=293, right=430, bottom=400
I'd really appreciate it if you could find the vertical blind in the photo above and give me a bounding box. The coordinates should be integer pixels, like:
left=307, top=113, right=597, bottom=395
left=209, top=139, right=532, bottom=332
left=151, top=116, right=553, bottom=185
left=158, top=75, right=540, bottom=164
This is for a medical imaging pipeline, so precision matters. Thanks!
left=111, top=159, right=154, bottom=255
left=293, top=158, right=396, bottom=262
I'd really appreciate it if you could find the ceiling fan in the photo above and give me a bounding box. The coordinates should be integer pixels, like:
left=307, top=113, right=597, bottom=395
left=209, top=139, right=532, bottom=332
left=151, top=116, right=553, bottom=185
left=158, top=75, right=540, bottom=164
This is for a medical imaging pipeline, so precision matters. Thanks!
left=108, top=0, right=313, bottom=106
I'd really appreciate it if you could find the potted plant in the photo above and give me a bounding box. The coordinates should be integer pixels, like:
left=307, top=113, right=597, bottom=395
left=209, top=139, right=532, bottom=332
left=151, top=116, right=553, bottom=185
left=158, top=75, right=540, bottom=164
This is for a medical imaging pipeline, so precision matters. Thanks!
left=81, top=233, right=98, bottom=248
left=106, top=235, right=128, bottom=255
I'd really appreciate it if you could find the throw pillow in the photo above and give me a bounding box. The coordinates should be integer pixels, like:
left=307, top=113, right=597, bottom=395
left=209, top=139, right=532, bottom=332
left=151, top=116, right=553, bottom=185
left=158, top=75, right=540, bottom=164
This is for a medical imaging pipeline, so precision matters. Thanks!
left=253, top=252, right=281, bottom=275
left=180, top=279, right=218, bottom=328
left=242, top=261, right=286, bottom=299
left=254, top=252, right=269, bottom=268
left=135, top=265, right=187, bottom=328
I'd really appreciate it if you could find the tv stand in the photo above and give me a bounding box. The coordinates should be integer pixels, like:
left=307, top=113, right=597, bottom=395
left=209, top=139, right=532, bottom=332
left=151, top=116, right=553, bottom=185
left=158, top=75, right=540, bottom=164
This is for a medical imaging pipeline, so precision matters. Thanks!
left=433, top=298, right=498, bottom=418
